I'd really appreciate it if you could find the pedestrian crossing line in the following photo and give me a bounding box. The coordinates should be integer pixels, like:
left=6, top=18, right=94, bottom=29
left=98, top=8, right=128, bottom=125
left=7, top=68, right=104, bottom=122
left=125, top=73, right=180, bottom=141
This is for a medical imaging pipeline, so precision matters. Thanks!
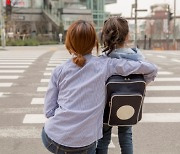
left=144, top=97, right=180, bottom=103
left=171, top=59, right=180, bottom=63
left=48, top=61, right=66, bottom=64
left=0, top=83, right=13, bottom=87
left=0, top=92, right=10, bottom=97
left=141, top=113, right=180, bottom=122
left=47, top=64, right=60, bottom=67
left=158, top=71, right=173, bottom=75
left=0, top=66, right=29, bottom=68
left=145, top=54, right=153, bottom=56
left=146, top=86, right=180, bottom=91
left=0, top=60, right=35, bottom=62
left=43, top=73, right=51, bottom=76
left=46, top=67, right=54, bottom=71
left=0, top=62, right=32, bottom=65
left=50, top=58, right=69, bottom=61
left=0, top=76, right=19, bottom=79
left=23, top=113, right=180, bottom=124
left=111, top=133, right=118, bottom=137
left=37, top=86, right=180, bottom=92
left=0, top=126, right=41, bottom=138
left=31, top=98, right=44, bottom=104
left=109, top=140, right=115, bottom=148
left=23, top=114, right=46, bottom=123
left=155, top=78, right=180, bottom=81
left=157, top=55, right=166, bottom=58
left=0, top=70, right=24, bottom=73
left=37, top=87, right=47, bottom=92
left=0, top=58, right=37, bottom=60
left=30, top=97, right=180, bottom=105
left=0, top=93, right=3, bottom=97
left=41, top=79, right=50, bottom=83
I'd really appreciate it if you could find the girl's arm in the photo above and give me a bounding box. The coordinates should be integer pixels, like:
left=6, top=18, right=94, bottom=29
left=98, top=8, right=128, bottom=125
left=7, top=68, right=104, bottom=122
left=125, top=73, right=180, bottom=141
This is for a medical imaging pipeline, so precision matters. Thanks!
left=107, top=57, right=158, bottom=84
left=44, top=67, right=61, bottom=118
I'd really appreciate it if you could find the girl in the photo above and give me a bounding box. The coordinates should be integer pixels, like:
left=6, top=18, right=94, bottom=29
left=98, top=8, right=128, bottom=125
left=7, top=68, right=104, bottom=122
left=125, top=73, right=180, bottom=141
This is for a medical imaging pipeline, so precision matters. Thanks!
left=41, top=20, right=157, bottom=154
left=96, top=16, right=148, bottom=154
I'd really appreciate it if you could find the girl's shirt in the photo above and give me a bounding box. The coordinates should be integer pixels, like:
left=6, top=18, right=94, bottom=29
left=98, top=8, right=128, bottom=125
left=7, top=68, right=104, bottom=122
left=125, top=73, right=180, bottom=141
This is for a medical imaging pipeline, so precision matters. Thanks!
left=44, top=53, right=157, bottom=147
left=108, top=47, right=144, bottom=61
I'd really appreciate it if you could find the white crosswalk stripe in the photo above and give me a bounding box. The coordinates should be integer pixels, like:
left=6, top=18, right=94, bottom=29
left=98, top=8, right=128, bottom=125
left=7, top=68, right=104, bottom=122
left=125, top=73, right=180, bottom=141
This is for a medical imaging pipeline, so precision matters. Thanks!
left=155, top=78, right=180, bottom=81
left=158, top=71, right=173, bottom=75
left=31, top=98, right=44, bottom=104
left=0, top=66, right=29, bottom=68
left=171, top=59, right=180, bottom=63
left=0, top=83, right=13, bottom=87
left=147, top=86, right=180, bottom=91
left=144, top=97, right=180, bottom=103
left=0, top=76, right=19, bottom=79
left=0, top=70, right=24, bottom=73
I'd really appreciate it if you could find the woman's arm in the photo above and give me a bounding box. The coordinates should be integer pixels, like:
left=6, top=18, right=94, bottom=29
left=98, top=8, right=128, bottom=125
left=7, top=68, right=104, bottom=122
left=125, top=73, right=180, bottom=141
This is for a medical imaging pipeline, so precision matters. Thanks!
left=107, top=57, right=158, bottom=84
left=44, top=67, right=61, bottom=118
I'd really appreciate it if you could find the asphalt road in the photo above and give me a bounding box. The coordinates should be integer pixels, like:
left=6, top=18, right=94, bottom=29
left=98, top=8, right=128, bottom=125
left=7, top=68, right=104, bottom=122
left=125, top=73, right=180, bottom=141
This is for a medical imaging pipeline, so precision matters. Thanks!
left=0, top=45, right=180, bottom=154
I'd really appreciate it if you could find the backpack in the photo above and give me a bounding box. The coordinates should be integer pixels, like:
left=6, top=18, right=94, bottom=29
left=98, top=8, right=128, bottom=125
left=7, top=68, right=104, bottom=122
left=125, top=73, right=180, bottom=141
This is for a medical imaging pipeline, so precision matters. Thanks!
left=103, top=74, right=146, bottom=126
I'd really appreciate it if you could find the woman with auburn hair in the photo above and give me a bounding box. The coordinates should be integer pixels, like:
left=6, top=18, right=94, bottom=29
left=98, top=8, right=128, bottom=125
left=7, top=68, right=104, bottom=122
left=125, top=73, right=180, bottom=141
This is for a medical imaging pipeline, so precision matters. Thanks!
left=41, top=20, right=157, bottom=154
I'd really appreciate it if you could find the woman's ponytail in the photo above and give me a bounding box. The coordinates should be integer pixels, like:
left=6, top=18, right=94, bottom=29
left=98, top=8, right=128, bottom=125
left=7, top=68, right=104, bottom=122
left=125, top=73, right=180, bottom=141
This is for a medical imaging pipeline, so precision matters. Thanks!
left=72, top=54, right=86, bottom=67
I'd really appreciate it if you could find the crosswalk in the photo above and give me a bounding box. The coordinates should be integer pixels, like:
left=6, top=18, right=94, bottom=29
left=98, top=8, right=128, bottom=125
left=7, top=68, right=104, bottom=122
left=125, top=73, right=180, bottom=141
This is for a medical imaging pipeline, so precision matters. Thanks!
left=0, top=49, right=180, bottom=152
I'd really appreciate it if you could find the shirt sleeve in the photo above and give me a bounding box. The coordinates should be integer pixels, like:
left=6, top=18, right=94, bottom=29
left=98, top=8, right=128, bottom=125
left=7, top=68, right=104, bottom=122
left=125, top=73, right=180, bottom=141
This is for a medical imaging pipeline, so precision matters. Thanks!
left=44, top=66, right=61, bottom=118
left=107, top=57, right=158, bottom=84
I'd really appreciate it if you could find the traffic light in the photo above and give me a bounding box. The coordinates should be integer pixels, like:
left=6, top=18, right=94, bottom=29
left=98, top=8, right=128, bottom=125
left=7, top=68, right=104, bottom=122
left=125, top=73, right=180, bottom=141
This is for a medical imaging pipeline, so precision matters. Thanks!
left=6, top=0, right=12, bottom=16
left=168, top=11, right=173, bottom=22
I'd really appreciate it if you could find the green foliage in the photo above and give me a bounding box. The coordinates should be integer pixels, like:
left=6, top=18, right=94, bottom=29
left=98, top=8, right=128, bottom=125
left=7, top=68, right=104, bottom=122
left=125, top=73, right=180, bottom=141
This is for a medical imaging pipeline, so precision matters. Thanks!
left=5, top=39, right=59, bottom=46
left=6, top=39, right=39, bottom=46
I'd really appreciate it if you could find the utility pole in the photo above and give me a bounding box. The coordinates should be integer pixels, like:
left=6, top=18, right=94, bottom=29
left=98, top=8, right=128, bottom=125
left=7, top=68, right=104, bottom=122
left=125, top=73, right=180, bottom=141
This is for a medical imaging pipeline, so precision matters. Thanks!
left=173, top=0, right=176, bottom=49
left=0, top=0, right=6, bottom=48
left=134, top=0, right=137, bottom=47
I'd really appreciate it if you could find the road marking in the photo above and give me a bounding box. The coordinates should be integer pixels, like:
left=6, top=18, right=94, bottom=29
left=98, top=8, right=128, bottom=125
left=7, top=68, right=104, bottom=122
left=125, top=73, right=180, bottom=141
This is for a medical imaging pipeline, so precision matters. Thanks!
left=46, top=67, right=54, bottom=71
left=0, top=76, right=19, bottom=79
left=145, top=54, right=152, bottom=56
left=0, top=62, right=32, bottom=65
left=109, top=140, right=115, bottom=148
left=111, top=133, right=118, bottom=137
left=0, top=66, right=29, bottom=68
left=47, top=64, right=58, bottom=67
left=171, top=59, right=180, bottom=63
left=44, top=73, right=51, bottom=76
left=157, top=55, right=166, bottom=58
left=0, top=83, right=13, bottom=87
left=31, top=97, right=180, bottom=105
left=147, top=86, right=180, bottom=91
left=23, top=114, right=47, bottom=123
left=31, top=98, right=44, bottom=104
left=37, top=87, right=47, bottom=92
left=0, top=59, right=35, bottom=61
left=23, top=113, right=180, bottom=124
left=0, top=70, right=24, bottom=73
left=155, top=78, right=180, bottom=81
left=158, top=71, right=173, bottom=75
left=0, top=93, right=3, bottom=97
left=141, top=113, right=180, bottom=122
left=41, top=79, right=50, bottom=83
left=0, top=126, right=41, bottom=138
left=144, top=97, right=180, bottom=103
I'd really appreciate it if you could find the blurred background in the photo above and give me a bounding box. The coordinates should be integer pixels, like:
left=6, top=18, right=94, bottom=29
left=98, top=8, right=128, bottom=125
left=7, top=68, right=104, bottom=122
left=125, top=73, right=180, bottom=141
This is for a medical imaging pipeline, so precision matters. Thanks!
left=0, top=0, right=180, bottom=50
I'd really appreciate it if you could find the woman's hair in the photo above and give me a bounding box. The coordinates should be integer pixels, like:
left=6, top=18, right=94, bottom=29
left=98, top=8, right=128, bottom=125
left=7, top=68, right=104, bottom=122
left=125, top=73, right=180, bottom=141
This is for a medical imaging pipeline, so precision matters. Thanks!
left=102, top=16, right=129, bottom=55
left=65, top=20, right=98, bottom=67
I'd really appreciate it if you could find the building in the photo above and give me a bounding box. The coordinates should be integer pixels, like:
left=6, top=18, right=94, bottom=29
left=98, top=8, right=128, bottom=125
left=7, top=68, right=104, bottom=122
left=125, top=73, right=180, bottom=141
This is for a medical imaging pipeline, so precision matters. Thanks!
left=2, top=0, right=116, bottom=41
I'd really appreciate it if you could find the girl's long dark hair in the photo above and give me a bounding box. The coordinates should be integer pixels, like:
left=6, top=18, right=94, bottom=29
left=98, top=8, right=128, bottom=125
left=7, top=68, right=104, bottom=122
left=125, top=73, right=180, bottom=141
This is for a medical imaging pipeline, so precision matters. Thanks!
left=102, top=16, right=129, bottom=55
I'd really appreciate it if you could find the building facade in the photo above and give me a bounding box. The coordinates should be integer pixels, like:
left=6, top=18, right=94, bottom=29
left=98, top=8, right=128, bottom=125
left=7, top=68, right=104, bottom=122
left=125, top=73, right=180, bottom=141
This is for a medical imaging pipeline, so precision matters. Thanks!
left=2, top=0, right=116, bottom=41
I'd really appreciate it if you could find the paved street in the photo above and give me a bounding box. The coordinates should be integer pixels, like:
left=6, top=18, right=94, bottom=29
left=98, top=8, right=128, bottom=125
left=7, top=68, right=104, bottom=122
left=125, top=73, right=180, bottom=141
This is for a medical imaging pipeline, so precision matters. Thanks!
left=0, top=45, right=180, bottom=154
